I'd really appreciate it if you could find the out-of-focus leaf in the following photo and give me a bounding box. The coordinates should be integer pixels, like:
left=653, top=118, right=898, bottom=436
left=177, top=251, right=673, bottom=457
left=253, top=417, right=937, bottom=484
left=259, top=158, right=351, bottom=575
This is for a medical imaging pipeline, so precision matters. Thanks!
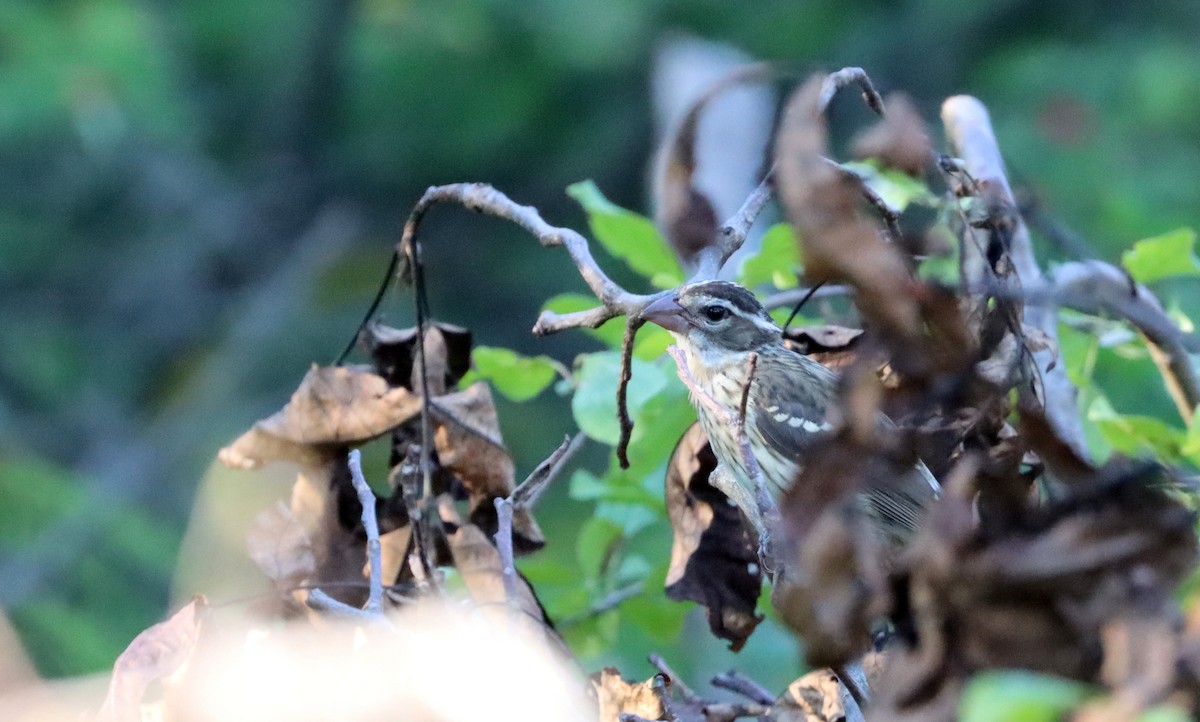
left=591, top=669, right=668, bottom=722
left=1087, top=395, right=1186, bottom=462
left=571, top=352, right=667, bottom=445
left=1122, top=227, right=1200, bottom=283
left=567, top=180, right=683, bottom=287
left=840, top=160, right=937, bottom=212
left=98, top=597, right=206, bottom=722
left=218, top=365, right=421, bottom=469
left=959, top=670, right=1091, bottom=722
left=773, top=669, right=846, bottom=722
left=1135, top=705, right=1191, bottom=722
left=738, top=222, right=801, bottom=290
left=543, top=293, right=625, bottom=348
left=246, top=501, right=315, bottom=590
left=569, top=468, right=661, bottom=508
left=464, top=345, right=557, bottom=402
left=850, top=92, right=933, bottom=175
left=576, top=516, right=623, bottom=578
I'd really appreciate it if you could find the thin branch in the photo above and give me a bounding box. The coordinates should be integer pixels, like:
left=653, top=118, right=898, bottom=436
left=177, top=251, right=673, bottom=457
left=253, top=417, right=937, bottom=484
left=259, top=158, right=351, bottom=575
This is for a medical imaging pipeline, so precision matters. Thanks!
left=512, top=433, right=586, bottom=510
left=557, top=581, right=644, bottom=628
left=616, top=317, right=643, bottom=468
left=492, top=497, right=520, bottom=606
left=702, top=702, right=773, bottom=722
left=825, top=157, right=903, bottom=241
left=306, top=588, right=381, bottom=621
left=648, top=653, right=699, bottom=702
left=819, top=67, right=885, bottom=116
left=762, top=284, right=852, bottom=311
left=942, top=95, right=1090, bottom=458
left=347, top=449, right=384, bottom=614
left=1039, top=261, right=1200, bottom=422
left=700, top=170, right=776, bottom=279
left=397, top=183, right=658, bottom=336
left=711, top=670, right=775, bottom=705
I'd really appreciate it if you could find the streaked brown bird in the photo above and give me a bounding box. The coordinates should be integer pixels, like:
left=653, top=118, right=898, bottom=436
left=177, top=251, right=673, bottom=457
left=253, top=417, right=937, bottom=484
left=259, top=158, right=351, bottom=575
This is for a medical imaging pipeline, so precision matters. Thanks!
left=643, top=280, right=939, bottom=542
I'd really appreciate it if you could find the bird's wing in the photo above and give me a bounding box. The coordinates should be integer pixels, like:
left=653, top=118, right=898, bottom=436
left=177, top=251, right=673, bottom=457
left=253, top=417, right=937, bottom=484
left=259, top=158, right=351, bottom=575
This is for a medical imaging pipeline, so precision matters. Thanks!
left=748, top=351, right=840, bottom=459
left=751, top=350, right=940, bottom=540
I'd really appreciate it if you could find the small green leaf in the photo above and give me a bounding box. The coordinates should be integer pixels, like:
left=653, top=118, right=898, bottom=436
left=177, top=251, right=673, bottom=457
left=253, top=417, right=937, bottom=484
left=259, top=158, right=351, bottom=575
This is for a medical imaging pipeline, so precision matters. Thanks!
left=571, top=352, right=667, bottom=445
left=576, top=515, right=623, bottom=578
left=739, top=223, right=801, bottom=290
left=841, top=160, right=937, bottom=211
left=465, top=346, right=557, bottom=402
left=1136, top=705, right=1191, bottom=722
left=1122, top=227, right=1200, bottom=283
left=543, top=293, right=625, bottom=349
left=960, top=670, right=1091, bottom=722
left=567, top=180, right=683, bottom=286
left=1088, top=395, right=1186, bottom=462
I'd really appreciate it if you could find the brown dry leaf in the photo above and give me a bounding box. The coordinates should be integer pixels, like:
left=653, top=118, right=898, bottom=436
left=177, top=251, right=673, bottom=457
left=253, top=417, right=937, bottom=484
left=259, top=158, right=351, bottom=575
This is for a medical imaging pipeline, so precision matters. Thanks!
left=361, top=321, right=473, bottom=394
left=592, top=669, right=668, bottom=722
left=772, top=669, right=846, bottom=722
left=246, top=501, right=316, bottom=591
left=850, top=92, right=932, bottom=176
left=218, top=365, right=421, bottom=470
left=775, top=73, right=924, bottom=349
left=445, top=523, right=550, bottom=627
left=663, top=424, right=763, bottom=651
left=97, top=597, right=205, bottom=722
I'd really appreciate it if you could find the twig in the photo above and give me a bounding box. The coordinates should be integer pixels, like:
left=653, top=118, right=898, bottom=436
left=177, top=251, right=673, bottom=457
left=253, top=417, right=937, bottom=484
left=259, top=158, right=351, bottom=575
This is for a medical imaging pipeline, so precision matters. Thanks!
left=825, top=157, right=903, bottom=241
left=306, top=588, right=382, bottom=621
left=347, top=449, right=384, bottom=614
left=1041, top=261, right=1200, bottom=422
left=942, top=95, right=1090, bottom=458
left=762, top=284, right=852, bottom=311
left=649, top=653, right=699, bottom=702
left=396, top=182, right=659, bottom=335
left=617, top=317, right=643, bottom=468
left=701, top=170, right=776, bottom=279
left=557, top=581, right=644, bottom=628
left=711, top=670, right=775, bottom=705
left=512, top=433, right=585, bottom=510
left=492, top=497, right=520, bottom=605
left=818, top=67, right=885, bottom=116
left=834, top=662, right=871, bottom=709
left=702, top=702, right=773, bottom=722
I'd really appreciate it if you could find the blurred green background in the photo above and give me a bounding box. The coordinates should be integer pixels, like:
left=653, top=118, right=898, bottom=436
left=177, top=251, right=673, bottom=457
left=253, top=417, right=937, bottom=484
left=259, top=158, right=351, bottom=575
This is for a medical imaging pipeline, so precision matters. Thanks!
left=2, top=0, right=1198, bottom=687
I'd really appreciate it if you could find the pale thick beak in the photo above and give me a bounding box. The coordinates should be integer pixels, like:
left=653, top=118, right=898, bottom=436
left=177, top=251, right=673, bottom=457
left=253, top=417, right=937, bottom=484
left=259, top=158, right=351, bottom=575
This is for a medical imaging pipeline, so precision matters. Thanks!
left=641, top=295, right=689, bottom=334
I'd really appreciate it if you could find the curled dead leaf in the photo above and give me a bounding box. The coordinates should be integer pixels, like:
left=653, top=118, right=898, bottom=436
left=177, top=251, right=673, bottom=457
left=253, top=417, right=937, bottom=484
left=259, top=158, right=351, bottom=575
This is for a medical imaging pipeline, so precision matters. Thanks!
left=592, top=669, right=668, bottom=722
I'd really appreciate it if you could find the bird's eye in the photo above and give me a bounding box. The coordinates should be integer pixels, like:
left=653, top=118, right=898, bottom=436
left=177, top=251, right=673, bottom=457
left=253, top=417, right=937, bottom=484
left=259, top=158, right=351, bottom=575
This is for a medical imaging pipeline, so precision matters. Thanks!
left=702, top=305, right=729, bottom=323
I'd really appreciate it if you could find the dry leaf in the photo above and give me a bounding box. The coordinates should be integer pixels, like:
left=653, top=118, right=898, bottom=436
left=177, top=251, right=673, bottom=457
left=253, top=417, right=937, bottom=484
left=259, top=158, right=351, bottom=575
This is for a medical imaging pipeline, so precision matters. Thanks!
left=772, top=669, right=846, bottom=722
left=663, top=424, right=763, bottom=650
left=246, top=501, right=316, bottom=590
left=850, top=92, right=932, bottom=176
left=97, top=597, right=205, bottom=722
left=218, top=365, right=420, bottom=470
left=592, top=669, right=668, bottom=722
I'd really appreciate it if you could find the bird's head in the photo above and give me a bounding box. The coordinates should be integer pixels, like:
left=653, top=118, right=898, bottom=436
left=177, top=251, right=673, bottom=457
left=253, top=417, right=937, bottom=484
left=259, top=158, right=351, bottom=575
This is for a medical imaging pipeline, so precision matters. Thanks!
left=642, top=281, right=781, bottom=354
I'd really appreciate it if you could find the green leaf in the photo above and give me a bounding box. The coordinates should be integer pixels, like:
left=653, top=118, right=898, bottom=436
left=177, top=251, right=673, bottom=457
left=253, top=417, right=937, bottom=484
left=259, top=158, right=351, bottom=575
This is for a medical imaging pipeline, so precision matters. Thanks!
left=960, top=670, right=1091, bottom=722
left=738, top=223, right=801, bottom=290
left=1122, top=227, right=1200, bottom=283
left=571, top=351, right=667, bottom=445
left=1088, top=395, right=1186, bottom=462
left=567, top=180, right=683, bottom=287
left=576, top=515, right=623, bottom=577
left=569, top=468, right=661, bottom=508
left=464, top=346, right=557, bottom=401
left=1136, top=706, right=1191, bottom=722
left=543, top=293, right=626, bottom=349
left=840, top=161, right=937, bottom=211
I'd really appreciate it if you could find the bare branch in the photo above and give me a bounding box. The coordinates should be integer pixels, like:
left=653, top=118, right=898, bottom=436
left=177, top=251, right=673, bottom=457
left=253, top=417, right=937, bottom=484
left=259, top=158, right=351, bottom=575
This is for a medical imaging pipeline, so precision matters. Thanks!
left=512, top=433, right=585, bottom=510
left=825, top=157, right=903, bottom=240
left=1041, top=261, right=1200, bottom=422
left=398, top=183, right=658, bottom=335
left=557, top=581, right=643, bottom=628
left=702, top=702, right=773, bottom=722
left=819, top=67, right=885, bottom=116
left=347, top=449, right=384, bottom=614
left=942, top=95, right=1090, bottom=458
left=761, top=284, right=852, bottom=311
left=616, top=317, right=644, bottom=468
left=711, top=670, right=776, bottom=705
left=700, top=170, right=776, bottom=279
left=492, top=497, right=520, bottom=606
left=648, top=653, right=700, bottom=702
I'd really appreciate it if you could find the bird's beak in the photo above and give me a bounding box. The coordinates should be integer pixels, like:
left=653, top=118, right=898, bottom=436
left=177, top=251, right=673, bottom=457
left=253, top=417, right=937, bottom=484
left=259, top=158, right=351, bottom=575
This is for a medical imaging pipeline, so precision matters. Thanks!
left=641, top=295, right=689, bottom=334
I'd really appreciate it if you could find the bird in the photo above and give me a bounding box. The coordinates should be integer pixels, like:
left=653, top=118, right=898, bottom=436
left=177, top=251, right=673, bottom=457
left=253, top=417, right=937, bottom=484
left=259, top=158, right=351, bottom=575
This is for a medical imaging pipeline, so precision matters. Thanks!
left=642, top=280, right=939, bottom=544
